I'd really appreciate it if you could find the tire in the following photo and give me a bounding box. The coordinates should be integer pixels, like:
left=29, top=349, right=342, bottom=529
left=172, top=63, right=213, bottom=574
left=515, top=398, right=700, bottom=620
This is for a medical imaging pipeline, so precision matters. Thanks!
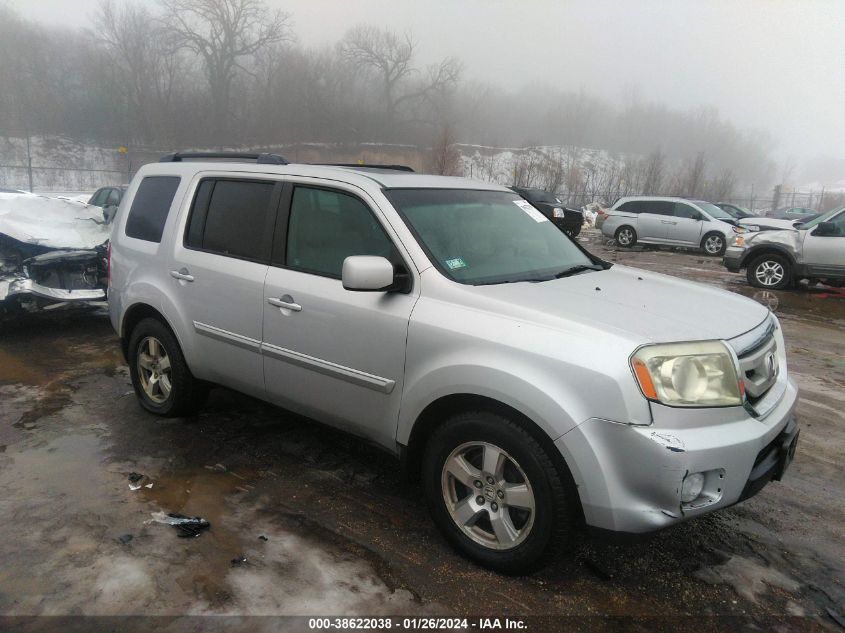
left=701, top=232, right=727, bottom=256
left=746, top=253, right=792, bottom=290
left=567, top=224, right=582, bottom=238
left=128, top=317, right=207, bottom=417
left=422, top=410, right=576, bottom=574
left=614, top=225, right=637, bottom=248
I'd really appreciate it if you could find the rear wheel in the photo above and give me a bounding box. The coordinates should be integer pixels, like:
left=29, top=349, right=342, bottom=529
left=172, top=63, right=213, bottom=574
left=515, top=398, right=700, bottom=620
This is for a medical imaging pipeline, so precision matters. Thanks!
left=747, top=253, right=792, bottom=290
left=614, top=226, right=637, bottom=248
left=701, top=232, right=726, bottom=256
left=422, top=411, right=576, bottom=574
left=128, top=318, right=207, bottom=416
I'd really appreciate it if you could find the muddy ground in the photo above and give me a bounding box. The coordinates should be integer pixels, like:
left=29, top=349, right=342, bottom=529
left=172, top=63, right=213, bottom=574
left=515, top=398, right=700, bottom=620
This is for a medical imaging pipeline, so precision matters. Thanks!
left=0, top=230, right=843, bottom=632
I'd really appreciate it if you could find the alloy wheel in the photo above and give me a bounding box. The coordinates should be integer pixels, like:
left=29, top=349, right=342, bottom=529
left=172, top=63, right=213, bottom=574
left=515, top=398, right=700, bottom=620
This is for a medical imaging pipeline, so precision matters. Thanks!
left=136, top=336, right=172, bottom=404
left=705, top=235, right=724, bottom=254
left=617, top=229, right=633, bottom=246
left=754, top=260, right=785, bottom=287
left=441, top=441, right=535, bottom=550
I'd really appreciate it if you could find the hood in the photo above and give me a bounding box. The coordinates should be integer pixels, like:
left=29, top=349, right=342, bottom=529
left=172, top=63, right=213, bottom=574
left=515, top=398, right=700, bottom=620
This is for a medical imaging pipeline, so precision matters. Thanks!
left=739, top=217, right=798, bottom=231
left=462, top=265, right=769, bottom=344
left=0, top=192, right=111, bottom=250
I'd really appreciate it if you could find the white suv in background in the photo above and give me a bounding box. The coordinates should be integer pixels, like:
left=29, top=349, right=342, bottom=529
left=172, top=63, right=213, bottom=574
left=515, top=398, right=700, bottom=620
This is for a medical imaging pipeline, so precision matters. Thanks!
left=108, top=154, right=799, bottom=573
left=602, top=196, right=738, bottom=256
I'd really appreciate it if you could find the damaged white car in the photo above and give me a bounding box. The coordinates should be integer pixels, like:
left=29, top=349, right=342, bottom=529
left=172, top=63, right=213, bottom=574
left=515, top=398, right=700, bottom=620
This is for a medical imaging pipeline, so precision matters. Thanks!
left=0, top=192, right=112, bottom=314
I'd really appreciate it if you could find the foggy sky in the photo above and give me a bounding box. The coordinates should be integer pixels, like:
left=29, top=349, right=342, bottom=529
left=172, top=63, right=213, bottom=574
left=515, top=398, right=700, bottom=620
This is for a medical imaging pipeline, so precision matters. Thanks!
left=9, top=0, right=845, bottom=166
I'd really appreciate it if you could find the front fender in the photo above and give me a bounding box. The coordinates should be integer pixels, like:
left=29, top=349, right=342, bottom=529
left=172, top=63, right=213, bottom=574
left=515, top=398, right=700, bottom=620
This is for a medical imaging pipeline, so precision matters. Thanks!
left=396, top=363, right=580, bottom=446
left=740, top=242, right=799, bottom=269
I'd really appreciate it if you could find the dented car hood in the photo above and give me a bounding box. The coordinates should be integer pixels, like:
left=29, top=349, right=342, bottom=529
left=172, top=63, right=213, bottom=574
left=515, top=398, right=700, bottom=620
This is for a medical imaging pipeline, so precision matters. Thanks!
left=0, top=192, right=111, bottom=250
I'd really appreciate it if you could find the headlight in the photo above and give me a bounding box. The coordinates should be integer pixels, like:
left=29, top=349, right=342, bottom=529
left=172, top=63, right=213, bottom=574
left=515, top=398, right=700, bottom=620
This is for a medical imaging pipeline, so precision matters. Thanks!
left=744, top=225, right=761, bottom=232
left=630, top=341, right=743, bottom=407
left=552, top=207, right=565, bottom=218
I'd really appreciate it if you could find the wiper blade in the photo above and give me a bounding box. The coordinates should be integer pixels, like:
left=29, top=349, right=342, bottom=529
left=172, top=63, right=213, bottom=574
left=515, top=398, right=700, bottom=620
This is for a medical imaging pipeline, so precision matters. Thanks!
left=554, top=264, right=603, bottom=279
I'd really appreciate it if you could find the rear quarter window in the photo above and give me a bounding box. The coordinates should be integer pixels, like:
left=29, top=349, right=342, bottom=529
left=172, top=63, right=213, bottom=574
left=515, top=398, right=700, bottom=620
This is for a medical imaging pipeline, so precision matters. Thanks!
left=124, top=176, right=181, bottom=243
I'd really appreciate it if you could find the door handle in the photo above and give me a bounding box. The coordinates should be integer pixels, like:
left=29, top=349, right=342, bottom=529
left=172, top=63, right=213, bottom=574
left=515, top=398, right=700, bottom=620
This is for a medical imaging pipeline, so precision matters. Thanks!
left=170, top=268, right=194, bottom=282
left=661, top=220, right=676, bottom=224
left=268, top=297, right=302, bottom=312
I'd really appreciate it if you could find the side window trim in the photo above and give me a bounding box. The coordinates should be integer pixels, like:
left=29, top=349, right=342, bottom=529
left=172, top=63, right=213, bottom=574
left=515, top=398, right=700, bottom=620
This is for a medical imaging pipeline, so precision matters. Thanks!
left=182, top=176, right=282, bottom=265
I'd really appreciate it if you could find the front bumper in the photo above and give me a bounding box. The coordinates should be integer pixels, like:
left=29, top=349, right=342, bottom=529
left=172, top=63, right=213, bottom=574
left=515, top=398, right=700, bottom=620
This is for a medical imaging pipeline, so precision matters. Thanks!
left=555, top=376, right=799, bottom=533
left=723, top=246, right=745, bottom=272
left=1, top=276, right=105, bottom=303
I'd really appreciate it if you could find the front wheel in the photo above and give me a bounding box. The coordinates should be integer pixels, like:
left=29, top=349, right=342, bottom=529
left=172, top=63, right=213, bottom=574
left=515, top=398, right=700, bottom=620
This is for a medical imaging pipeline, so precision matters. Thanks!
left=747, top=253, right=792, bottom=290
left=701, top=232, right=727, bottom=256
left=422, top=411, right=576, bottom=574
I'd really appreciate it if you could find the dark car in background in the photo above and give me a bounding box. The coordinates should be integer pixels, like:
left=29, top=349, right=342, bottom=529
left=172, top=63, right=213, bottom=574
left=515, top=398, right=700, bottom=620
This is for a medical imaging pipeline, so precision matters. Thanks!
left=716, top=202, right=754, bottom=219
left=767, top=206, right=816, bottom=220
left=510, top=186, right=584, bottom=236
left=88, top=186, right=126, bottom=208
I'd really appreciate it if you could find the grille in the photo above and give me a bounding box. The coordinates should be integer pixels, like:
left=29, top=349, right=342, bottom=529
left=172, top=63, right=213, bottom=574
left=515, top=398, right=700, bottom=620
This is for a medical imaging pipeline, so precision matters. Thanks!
left=734, top=321, right=779, bottom=402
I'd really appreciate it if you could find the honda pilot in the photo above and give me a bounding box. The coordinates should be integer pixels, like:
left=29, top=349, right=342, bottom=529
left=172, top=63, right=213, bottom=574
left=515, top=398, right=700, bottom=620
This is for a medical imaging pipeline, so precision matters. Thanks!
left=109, top=154, right=799, bottom=573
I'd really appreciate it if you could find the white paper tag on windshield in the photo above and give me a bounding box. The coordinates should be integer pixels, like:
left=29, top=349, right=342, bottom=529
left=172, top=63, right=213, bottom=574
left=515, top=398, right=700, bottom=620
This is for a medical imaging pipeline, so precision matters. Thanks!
left=513, top=199, right=549, bottom=222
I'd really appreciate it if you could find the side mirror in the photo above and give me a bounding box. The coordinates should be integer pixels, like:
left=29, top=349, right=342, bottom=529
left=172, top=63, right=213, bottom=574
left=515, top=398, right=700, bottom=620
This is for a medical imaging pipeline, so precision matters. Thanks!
left=342, top=256, right=400, bottom=292
left=813, top=221, right=837, bottom=236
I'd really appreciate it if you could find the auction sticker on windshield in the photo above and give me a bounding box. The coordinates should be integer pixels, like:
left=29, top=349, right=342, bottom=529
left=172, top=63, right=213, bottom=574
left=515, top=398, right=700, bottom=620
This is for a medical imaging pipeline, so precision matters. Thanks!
left=513, top=199, right=548, bottom=222
left=445, top=257, right=467, bottom=269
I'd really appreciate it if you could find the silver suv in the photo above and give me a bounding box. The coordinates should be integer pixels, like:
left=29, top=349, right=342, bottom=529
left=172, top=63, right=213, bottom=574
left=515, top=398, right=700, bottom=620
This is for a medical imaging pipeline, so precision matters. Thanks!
left=725, top=206, right=845, bottom=289
left=602, top=196, right=738, bottom=256
left=109, top=154, right=799, bottom=573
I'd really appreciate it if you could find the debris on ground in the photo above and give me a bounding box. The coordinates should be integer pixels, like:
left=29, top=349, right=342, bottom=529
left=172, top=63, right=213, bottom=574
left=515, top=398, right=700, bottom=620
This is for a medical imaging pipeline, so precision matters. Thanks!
left=230, top=554, right=247, bottom=566
left=204, top=464, right=227, bottom=473
left=127, top=472, right=153, bottom=490
left=828, top=607, right=845, bottom=630
left=148, top=511, right=211, bottom=538
left=581, top=555, right=613, bottom=581
left=258, top=535, right=268, bottom=542
left=116, top=534, right=133, bottom=545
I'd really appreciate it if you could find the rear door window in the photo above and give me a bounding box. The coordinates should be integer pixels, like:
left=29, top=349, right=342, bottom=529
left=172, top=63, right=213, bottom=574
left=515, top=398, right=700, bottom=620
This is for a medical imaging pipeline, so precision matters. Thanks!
left=184, top=179, right=277, bottom=263
left=642, top=201, right=674, bottom=216
left=125, top=176, right=181, bottom=243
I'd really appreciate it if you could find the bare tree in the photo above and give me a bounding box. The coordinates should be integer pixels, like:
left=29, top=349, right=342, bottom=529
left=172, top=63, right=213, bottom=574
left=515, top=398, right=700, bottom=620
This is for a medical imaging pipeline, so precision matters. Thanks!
left=430, top=126, right=462, bottom=176
left=641, top=148, right=665, bottom=194
left=161, top=0, right=292, bottom=138
left=340, top=25, right=461, bottom=135
left=682, top=151, right=707, bottom=197
left=95, top=0, right=183, bottom=142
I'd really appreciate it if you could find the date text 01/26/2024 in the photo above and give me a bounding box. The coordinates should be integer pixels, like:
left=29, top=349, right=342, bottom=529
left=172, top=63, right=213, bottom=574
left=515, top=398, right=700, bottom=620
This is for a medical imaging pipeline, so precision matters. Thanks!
left=308, top=617, right=527, bottom=630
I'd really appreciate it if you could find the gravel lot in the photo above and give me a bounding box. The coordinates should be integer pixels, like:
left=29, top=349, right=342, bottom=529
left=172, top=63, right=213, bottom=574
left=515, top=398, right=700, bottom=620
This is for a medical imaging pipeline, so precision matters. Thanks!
left=0, top=229, right=843, bottom=632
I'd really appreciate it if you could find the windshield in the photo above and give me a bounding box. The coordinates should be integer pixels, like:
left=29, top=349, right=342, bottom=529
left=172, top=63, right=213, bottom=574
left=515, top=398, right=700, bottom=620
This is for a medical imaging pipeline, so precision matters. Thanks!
left=795, top=206, right=844, bottom=230
left=386, top=189, right=597, bottom=285
left=695, top=201, right=733, bottom=220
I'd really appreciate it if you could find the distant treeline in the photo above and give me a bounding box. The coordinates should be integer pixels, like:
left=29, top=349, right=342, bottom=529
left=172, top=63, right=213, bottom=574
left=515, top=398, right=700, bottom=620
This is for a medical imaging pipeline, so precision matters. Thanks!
left=0, top=0, right=776, bottom=191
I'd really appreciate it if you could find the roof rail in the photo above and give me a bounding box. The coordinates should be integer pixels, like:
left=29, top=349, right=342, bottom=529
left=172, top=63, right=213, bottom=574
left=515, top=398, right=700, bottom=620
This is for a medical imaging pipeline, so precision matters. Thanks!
left=315, top=163, right=415, bottom=173
left=159, top=152, right=289, bottom=165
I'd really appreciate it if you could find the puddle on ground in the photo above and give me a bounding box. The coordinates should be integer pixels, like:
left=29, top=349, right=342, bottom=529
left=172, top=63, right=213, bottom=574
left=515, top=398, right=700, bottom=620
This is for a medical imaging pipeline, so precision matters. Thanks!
left=0, top=421, right=432, bottom=616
